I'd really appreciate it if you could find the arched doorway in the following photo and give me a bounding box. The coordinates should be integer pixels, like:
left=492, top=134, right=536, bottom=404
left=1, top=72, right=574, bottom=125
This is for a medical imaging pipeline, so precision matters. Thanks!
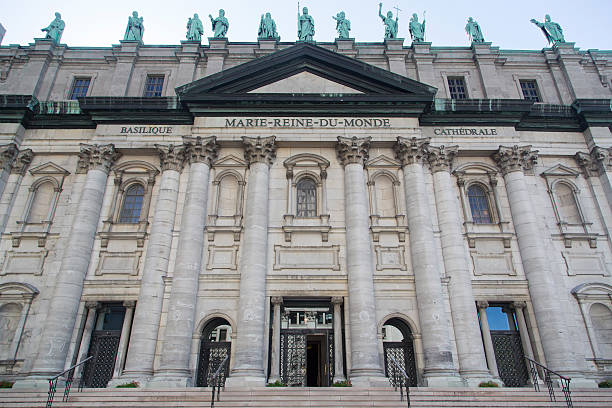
left=382, top=318, right=417, bottom=387
left=196, top=317, right=232, bottom=387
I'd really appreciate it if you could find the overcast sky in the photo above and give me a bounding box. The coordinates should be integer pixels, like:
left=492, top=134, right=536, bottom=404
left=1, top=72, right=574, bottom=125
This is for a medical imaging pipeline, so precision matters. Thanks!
left=2, top=0, right=611, bottom=50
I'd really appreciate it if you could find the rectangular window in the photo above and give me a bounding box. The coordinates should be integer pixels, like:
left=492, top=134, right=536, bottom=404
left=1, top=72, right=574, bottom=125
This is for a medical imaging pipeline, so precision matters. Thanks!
left=69, top=78, right=91, bottom=99
left=520, top=80, right=540, bottom=102
left=143, top=75, right=164, bottom=97
left=448, top=77, right=467, bottom=100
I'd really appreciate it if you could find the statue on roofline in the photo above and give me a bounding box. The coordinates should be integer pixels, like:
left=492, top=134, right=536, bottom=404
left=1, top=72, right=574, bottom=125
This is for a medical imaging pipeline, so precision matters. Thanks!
left=209, top=9, right=229, bottom=38
left=378, top=3, right=398, bottom=39
left=258, top=13, right=279, bottom=40
left=186, top=13, right=204, bottom=42
left=333, top=11, right=351, bottom=39
left=298, top=6, right=315, bottom=42
left=41, top=12, right=65, bottom=45
left=409, top=12, right=426, bottom=42
left=465, top=17, right=485, bottom=43
left=124, top=11, right=144, bottom=43
left=531, top=14, right=565, bottom=45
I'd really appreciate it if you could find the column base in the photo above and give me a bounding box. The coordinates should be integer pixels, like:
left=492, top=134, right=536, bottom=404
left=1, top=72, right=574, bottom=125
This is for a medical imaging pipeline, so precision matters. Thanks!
left=13, top=375, right=59, bottom=390
left=349, top=373, right=390, bottom=388
left=331, top=375, right=347, bottom=384
left=568, top=376, right=598, bottom=389
left=225, top=375, right=266, bottom=387
left=423, top=372, right=463, bottom=387
left=107, top=376, right=150, bottom=388
left=463, top=376, right=502, bottom=387
left=147, top=373, right=192, bottom=388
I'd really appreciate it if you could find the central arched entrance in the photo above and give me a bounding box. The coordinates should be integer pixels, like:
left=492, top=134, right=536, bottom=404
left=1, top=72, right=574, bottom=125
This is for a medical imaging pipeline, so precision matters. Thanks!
left=196, top=317, right=232, bottom=387
left=382, top=317, right=418, bottom=387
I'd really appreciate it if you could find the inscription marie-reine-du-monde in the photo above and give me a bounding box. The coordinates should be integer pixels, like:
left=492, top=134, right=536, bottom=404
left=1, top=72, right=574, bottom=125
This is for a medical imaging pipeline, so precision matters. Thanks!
left=224, top=118, right=391, bottom=128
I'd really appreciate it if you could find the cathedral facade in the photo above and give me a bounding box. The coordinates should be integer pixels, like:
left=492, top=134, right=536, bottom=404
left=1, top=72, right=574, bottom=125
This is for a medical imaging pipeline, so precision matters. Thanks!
left=0, top=36, right=611, bottom=389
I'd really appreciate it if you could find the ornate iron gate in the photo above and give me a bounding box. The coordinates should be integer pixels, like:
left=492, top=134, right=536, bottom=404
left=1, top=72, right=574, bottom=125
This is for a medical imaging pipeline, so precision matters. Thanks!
left=196, top=341, right=230, bottom=387
left=280, top=330, right=334, bottom=386
left=383, top=340, right=418, bottom=387
left=82, top=330, right=121, bottom=388
left=491, top=331, right=529, bottom=387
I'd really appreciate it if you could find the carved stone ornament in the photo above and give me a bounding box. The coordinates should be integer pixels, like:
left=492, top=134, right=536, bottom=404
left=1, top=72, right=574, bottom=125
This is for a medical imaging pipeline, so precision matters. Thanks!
left=331, top=296, right=343, bottom=305
left=242, top=136, right=277, bottom=166
left=336, top=136, right=371, bottom=166
left=426, top=145, right=458, bottom=173
left=76, top=144, right=121, bottom=174
left=155, top=144, right=186, bottom=172
left=0, top=143, right=19, bottom=172
left=271, top=296, right=284, bottom=305
left=576, top=146, right=612, bottom=178
left=492, top=145, right=538, bottom=175
left=183, top=136, right=219, bottom=165
left=393, top=136, right=430, bottom=166
left=11, top=149, right=34, bottom=175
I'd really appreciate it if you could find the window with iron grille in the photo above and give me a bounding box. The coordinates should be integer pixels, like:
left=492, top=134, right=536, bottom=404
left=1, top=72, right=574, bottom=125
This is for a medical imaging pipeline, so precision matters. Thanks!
left=119, top=184, right=145, bottom=223
left=467, top=184, right=492, bottom=224
left=448, top=77, right=468, bottom=100
left=520, top=80, right=540, bottom=102
left=296, top=178, right=316, bottom=217
left=69, top=78, right=91, bottom=99
left=143, top=75, right=164, bottom=97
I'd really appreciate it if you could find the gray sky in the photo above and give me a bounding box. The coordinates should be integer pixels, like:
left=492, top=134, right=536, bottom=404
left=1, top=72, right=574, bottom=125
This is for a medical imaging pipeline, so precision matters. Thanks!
left=2, top=0, right=611, bottom=50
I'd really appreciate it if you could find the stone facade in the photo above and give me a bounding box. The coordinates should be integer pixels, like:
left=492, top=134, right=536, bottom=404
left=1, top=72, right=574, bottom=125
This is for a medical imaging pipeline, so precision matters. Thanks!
left=0, top=38, right=611, bottom=389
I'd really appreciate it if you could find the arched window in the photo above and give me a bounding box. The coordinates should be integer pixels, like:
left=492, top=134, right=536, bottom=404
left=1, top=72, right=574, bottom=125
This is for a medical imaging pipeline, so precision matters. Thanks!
left=119, top=184, right=145, bottom=223
left=27, top=181, right=55, bottom=223
left=0, top=303, right=22, bottom=360
left=554, top=183, right=581, bottom=224
left=296, top=178, right=317, bottom=218
left=467, top=184, right=492, bottom=224
left=590, top=303, right=612, bottom=358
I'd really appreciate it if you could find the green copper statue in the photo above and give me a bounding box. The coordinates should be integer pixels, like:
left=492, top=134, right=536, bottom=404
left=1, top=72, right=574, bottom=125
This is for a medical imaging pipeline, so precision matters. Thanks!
left=378, top=3, right=398, bottom=39
left=258, top=13, right=279, bottom=40
left=333, top=11, right=351, bottom=39
left=531, top=15, right=565, bottom=45
left=41, top=12, right=65, bottom=45
left=209, top=9, right=229, bottom=38
left=465, top=17, right=484, bottom=43
left=409, top=12, right=426, bottom=42
left=186, top=14, right=204, bottom=42
left=297, top=7, right=315, bottom=42
left=124, top=11, right=144, bottom=43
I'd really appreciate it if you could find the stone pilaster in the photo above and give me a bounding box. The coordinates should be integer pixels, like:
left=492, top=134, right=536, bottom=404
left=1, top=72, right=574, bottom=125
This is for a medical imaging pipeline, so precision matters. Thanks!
left=336, top=136, right=385, bottom=387
left=512, top=302, right=536, bottom=363
left=476, top=301, right=499, bottom=378
left=492, top=145, right=574, bottom=374
left=112, top=301, right=136, bottom=379
left=0, top=148, right=33, bottom=234
left=268, top=297, right=283, bottom=384
left=226, top=136, right=277, bottom=387
left=331, top=296, right=346, bottom=383
left=394, top=137, right=460, bottom=386
left=73, top=302, right=100, bottom=383
left=426, top=145, right=491, bottom=385
left=16, top=144, right=119, bottom=388
left=152, top=137, right=218, bottom=386
left=122, top=144, right=185, bottom=381
left=0, top=143, right=18, bottom=200
left=175, top=41, right=202, bottom=87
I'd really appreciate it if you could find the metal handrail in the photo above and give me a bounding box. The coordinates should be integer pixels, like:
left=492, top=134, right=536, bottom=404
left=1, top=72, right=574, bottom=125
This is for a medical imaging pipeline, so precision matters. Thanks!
left=525, top=357, right=573, bottom=408
left=210, top=354, right=230, bottom=408
left=46, top=355, right=93, bottom=408
left=387, top=354, right=411, bottom=408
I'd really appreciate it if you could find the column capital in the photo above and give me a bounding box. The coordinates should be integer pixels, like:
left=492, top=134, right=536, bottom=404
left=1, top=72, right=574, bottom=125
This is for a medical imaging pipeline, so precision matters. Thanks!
left=393, top=137, right=430, bottom=166
left=576, top=146, right=612, bottom=178
left=331, top=296, right=344, bottom=305
left=77, top=144, right=121, bottom=174
left=0, top=143, right=18, bottom=173
left=242, top=136, right=277, bottom=166
left=426, top=145, right=458, bottom=173
left=476, top=300, right=489, bottom=309
left=183, top=136, right=219, bottom=165
left=85, top=301, right=100, bottom=309
left=271, top=296, right=284, bottom=305
left=11, top=149, right=34, bottom=175
left=123, top=300, right=136, bottom=308
left=155, top=144, right=186, bottom=172
left=512, top=301, right=527, bottom=309
left=492, top=145, right=538, bottom=175
left=336, top=136, right=371, bottom=166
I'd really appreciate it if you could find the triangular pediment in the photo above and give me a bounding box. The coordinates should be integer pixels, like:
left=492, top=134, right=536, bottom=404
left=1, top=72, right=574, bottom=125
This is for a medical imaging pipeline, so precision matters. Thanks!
left=248, top=71, right=363, bottom=94
left=214, top=154, right=248, bottom=168
left=366, top=154, right=401, bottom=168
left=177, top=43, right=435, bottom=98
left=541, top=163, right=580, bottom=178
left=29, top=161, right=70, bottom=176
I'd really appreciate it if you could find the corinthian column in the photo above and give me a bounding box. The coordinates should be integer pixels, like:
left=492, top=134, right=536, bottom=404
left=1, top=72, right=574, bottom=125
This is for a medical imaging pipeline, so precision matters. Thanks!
left=492, top=145, right=573, bottom=374
left=226, top=136, right=276, bottom=387
left=394, top=137, right=459, bottom=386
left=121, top=144, right=185, bottom=383
left=336, top=136, right=385, bottom=387
left=152, top=137, right=218, bottom=387
left=426, top=145, right=491, bottom=385
left=15, top=144, right=120, bottom=388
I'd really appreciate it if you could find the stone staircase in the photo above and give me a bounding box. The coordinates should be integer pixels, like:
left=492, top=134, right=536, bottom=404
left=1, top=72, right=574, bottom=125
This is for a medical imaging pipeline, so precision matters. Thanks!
left=1, top=387, right=611, bottom=408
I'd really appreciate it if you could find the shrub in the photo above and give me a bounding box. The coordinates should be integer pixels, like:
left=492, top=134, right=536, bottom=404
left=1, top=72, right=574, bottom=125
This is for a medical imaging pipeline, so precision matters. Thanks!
left=478, top=381, right=499, bottom=388
left=116, top=381, right=139, bottom=388
left=266, top=380, right=287, bottom=387
left=332, top=380, right=352, bottom=387
left=0, top=381, right=14, bottom=388
left=599, top=380, right=612, bottom=388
